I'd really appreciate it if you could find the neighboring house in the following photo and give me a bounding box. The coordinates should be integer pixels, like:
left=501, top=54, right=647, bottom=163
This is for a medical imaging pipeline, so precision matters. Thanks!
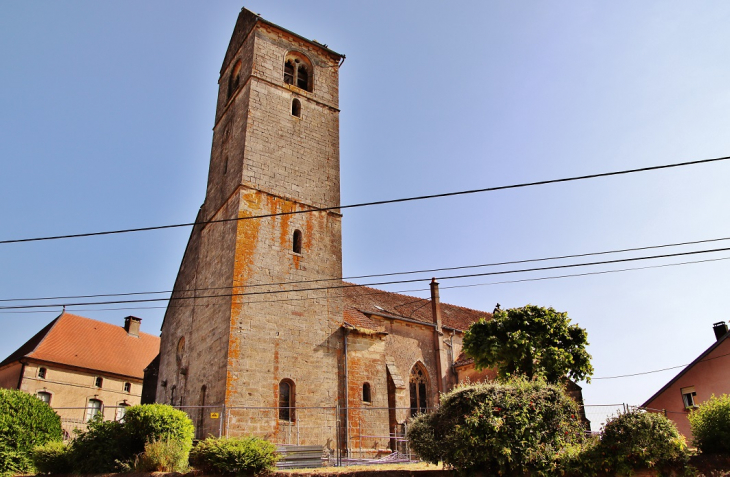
left=642, top=322, right=730, bottom=439
left=0, top=312, right=160, bottom=426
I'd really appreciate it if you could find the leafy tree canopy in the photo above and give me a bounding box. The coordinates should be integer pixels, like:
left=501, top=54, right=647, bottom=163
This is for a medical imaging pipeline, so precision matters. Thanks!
left=462, top=304, right=593, bottom=383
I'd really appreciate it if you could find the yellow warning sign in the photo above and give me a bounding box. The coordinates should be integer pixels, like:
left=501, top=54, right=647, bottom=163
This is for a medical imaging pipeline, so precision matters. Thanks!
left=210, top=412, right=220, bottom=419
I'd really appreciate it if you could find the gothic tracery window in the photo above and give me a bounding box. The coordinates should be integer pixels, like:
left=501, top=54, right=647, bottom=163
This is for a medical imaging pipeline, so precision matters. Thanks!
left=409, top=363, right=428, bottom=416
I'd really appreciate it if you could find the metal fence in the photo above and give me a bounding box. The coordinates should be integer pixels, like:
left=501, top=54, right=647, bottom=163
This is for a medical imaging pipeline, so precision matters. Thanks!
left=51, top=402, right=639, bottom=467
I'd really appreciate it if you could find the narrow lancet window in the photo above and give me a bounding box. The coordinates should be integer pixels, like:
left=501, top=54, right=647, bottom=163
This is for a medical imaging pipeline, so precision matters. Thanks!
left=293, top=229, right=302, bottom=254
left=292, top=98, right=301, bottom=117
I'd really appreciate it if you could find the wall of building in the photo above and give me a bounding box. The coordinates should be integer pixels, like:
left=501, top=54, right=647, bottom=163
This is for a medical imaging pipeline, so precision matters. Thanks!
left=345, top=331, right=390, bottom=456
left=157, top=13, right=344, bottom=445
left=644, top=337, right=730, bottom=439
left=0, top=362, right=22, bottom=389
left=19, top=361, right=142, bottom=423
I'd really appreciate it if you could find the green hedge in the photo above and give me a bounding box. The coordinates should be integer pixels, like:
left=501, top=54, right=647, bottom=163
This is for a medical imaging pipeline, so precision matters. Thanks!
left=689, top=394, right=730, bottom=455
left=407, top=378, right=584, bottom=475
left=0, top=389, right=62, bottom=476
left=190, top=436, right=279, bottom=474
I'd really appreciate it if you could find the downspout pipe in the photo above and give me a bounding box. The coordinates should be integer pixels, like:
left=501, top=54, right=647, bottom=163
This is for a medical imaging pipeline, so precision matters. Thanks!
left=343, top=327, right=351, bottom=455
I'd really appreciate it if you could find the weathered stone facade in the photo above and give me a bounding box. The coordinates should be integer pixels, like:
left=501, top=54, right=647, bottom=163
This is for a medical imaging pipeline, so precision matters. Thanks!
left=155, top=9, right=494, bottom=452
left=156, top=9, right=345, bottom=444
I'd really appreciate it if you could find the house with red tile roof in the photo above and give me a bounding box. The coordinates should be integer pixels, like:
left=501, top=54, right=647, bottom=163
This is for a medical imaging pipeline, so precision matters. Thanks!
left=642, top=322, right=730, bottom=440
left=0, top=312, right=160, bottom=427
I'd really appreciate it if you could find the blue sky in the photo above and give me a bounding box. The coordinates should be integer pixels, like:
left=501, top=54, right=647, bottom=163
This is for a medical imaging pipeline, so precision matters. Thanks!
left=2, top=1, right=730, bottom=429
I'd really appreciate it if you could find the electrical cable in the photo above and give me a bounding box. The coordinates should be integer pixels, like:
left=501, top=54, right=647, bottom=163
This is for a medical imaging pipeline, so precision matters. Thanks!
left=3, top=244, right=730, bottom=310
left=3, top=234, right=730, bottom=304
left=593, top=351, right=730, bottom=380
left=2, top=154, right=729, bottom=245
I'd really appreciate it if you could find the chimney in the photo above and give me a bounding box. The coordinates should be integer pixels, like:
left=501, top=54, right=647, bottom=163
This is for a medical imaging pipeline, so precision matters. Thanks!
left=713, top=321, right=728, bottom=341
left=124, top=316, right=142, bottom=337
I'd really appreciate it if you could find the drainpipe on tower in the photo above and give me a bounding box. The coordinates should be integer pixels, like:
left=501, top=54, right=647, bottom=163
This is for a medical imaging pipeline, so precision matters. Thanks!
left=430, top=278, right=445, bottom=394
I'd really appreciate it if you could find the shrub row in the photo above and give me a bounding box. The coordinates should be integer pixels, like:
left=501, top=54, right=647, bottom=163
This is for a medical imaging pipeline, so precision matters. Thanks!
left=407, top=380, right=701, bottom=476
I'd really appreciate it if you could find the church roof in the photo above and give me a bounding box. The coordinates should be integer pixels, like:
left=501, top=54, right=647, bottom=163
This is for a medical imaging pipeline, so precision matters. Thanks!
left=0, top=312, right=160, bottom=380
left=341, top=282, right=490, bottom=333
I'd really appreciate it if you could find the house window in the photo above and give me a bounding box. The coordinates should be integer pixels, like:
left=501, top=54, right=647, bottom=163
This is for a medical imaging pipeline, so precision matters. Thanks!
left=227, top=59, right=242, bottom=100
left=279, top=379, right=296, bottom=422
left=293, top=229, right=302, bottom=254
left=37, top=391, right=51, bottom=404
left=409, top=363, right=428, bottom=417
left=38, top=367, right=47, bottom=379
left=292, top=98, right=301, bottom=118
left=363, top=383, right=372, bottom=403
left=283, top=54, right=313, bottom=92
left=124, top=382, right=131, bottom=393
left=115, top=403, right=129, bottom=421
left=95, top=377, right=103, bottom=388
left=85, top=399, right=102, bottom=422
left=681, top=386, right=697, bottom=409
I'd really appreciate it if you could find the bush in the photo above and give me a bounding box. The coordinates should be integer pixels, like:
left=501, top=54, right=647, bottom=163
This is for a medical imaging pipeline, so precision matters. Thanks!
left=190, top=436, right=279, bottom=474
left=124, top=439, right=190, bottom=473
left=592, top=410, right=688, bottom=475
left=0, top=389, right=62, bottom=476
left=68, top=417, right=133, bottom=474
left=32, top=441, right=73, bottom=474
left=124, top=404, right=195, bottom=455
left=406, top=378, right=584, bottom=475
left=688, top=393, right=730, bottom=455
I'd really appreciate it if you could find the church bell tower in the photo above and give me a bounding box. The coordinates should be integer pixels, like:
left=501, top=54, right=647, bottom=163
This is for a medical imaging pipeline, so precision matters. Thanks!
left=156, top=9, right=345, bottom=442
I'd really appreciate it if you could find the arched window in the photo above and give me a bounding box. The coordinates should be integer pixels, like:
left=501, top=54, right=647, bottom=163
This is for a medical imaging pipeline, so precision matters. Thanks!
left=409, top=363, right=429, bottom=417
left=227, top=60, right=242, bottom=100
left=95, top=376, right=103, bottom=388
left=362, top=382, right=372, bottom=403
left=38, top=367, right=47, bottom=379
left=85, top=399, right=102, bottom=422
left=292, top=229, right=302, bottom=254
left=222, top=155, right=229, bottom=175
left=283, top=53, right=313, bottom=92
left=37, top=391, right=51, bottom=404
left=123, top=382, right=131, bottom=393
left=291, top=98, right=301, bottom=118
left=278, top=379, right=295, bottom=422
left=115, top=402, right=129, bottom=421
left=170, top=385, right=177, bottom=406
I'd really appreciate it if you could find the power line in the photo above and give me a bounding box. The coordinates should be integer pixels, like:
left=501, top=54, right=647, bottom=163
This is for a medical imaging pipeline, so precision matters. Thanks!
left=593, top=351, right=730, bottom=380
left=2, top=154, right=729, bottom=245
left=3, top=244, right=730, bottom=311
left=3, top=234, right=730, bottom=304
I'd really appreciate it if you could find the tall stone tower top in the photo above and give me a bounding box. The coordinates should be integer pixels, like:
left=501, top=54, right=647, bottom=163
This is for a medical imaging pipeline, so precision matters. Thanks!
left=203, top=8, right=345, bottom=221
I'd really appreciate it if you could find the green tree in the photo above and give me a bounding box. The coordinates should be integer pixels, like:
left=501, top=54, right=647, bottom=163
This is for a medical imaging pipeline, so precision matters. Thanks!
left=462, top=304, right=593, bottom=383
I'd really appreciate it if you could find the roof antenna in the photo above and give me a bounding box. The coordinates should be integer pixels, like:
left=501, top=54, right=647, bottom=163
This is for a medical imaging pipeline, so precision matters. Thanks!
left=62, top=305, right=66, bottom=313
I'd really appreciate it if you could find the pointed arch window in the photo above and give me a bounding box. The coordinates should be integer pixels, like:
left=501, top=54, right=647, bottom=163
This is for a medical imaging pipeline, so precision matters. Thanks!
left=409, top=364, right=428, bottom=416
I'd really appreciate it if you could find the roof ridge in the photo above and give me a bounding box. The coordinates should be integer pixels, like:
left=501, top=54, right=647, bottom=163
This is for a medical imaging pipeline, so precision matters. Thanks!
left=341, top=281, right=490, bottom=316
left=0, top=312, right=64, bottom=368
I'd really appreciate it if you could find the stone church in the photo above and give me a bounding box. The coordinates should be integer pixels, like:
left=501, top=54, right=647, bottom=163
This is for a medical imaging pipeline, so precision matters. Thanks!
left=154, top=8, right=497, bottom=452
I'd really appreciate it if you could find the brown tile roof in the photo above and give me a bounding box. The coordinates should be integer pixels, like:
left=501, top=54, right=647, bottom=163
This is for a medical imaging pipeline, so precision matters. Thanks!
left=453, top=352, right=475, bottom=367
left=0, top=313, right=160, bottom=379
left=341, top=282, right=491, bottom=332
